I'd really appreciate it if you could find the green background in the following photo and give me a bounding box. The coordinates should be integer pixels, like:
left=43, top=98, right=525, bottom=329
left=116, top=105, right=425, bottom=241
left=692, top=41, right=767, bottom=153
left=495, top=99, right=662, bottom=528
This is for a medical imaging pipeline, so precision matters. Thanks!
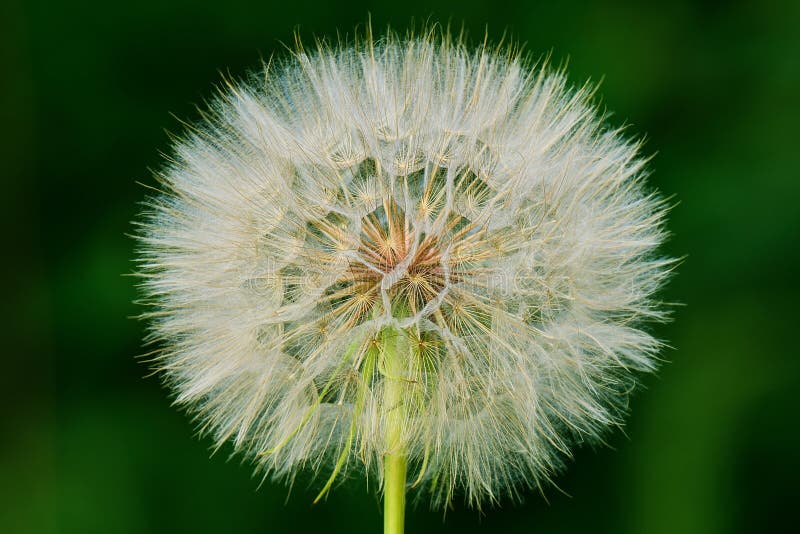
left=3, top=0, right=799, bottom=532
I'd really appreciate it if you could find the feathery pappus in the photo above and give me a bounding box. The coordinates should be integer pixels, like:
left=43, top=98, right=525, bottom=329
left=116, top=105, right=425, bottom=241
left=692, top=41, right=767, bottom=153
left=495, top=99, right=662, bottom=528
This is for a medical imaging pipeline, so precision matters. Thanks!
left=136, top=27, right=673, bottom=509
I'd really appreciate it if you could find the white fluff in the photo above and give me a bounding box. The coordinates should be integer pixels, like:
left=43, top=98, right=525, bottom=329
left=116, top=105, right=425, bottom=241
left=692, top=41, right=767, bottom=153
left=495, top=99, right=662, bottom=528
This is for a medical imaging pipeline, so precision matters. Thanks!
left=136, top=29, right=673, bottom=508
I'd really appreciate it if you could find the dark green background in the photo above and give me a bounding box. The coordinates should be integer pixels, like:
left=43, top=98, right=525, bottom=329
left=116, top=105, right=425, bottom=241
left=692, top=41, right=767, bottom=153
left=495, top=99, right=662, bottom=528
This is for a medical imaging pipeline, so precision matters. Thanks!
left=3, top=0, right=798, bottom=532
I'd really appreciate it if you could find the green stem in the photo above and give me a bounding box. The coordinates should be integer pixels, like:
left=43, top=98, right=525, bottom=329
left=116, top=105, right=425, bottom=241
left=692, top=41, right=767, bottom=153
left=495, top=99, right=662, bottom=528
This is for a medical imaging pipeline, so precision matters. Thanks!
left=382, top=329, right=407, bottom=534
left=384, top=449, right=406, bottom=534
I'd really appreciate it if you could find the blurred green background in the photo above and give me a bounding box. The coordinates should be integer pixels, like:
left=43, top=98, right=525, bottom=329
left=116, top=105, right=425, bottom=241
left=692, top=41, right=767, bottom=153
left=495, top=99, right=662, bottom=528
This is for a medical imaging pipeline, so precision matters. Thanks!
left=2, top=0, right=799, bottom=532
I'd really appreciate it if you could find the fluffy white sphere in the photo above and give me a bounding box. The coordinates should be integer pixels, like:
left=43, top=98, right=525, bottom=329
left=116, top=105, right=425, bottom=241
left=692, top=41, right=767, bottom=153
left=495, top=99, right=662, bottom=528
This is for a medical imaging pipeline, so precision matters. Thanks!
left=137, top=30, right=672, bottom=508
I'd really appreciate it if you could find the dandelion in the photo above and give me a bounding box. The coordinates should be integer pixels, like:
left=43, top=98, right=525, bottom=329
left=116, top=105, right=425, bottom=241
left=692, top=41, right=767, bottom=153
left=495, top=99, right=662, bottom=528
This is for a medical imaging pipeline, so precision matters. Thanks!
left=136, top=26, right=673, bottom=533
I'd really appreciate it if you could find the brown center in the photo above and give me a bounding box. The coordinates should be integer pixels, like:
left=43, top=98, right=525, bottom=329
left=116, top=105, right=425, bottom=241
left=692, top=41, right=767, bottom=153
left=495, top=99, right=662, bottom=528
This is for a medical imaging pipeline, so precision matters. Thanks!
left=348, top=198, right=448, bottom=316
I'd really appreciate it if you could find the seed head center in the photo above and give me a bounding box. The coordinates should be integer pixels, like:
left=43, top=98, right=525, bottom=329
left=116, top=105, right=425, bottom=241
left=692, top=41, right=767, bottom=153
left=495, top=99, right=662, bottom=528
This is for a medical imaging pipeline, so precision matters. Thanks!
left=338, top=198, right=451, bottom=318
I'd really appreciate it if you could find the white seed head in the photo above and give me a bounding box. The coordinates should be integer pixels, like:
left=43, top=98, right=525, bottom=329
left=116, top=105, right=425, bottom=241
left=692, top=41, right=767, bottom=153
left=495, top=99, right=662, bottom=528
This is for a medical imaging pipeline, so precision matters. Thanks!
left=136, top=28, right=673, bottom=508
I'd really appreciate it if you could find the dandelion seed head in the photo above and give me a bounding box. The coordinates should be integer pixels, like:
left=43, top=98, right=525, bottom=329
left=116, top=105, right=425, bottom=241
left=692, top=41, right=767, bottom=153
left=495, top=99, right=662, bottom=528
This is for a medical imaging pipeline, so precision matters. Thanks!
left=137, top=28, right=673, bottom=508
